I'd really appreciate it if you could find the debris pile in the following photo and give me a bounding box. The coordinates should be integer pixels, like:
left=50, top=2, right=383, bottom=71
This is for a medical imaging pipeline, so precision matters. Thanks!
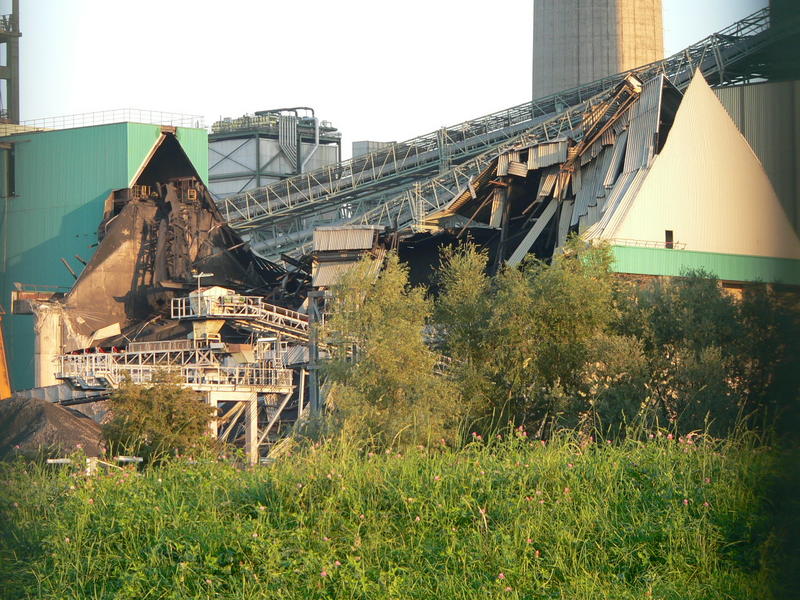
left=0, top=396, right=102, bottom=460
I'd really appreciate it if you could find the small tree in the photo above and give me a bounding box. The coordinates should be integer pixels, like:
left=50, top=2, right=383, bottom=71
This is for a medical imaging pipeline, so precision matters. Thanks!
left=102, top=372, right=215, bottom=462
left=322, top=253, right=464, bottom=448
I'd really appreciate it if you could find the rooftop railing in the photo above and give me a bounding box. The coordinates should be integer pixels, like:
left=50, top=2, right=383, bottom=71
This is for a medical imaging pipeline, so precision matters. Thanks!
left=0, top=109, right=205, bottom=137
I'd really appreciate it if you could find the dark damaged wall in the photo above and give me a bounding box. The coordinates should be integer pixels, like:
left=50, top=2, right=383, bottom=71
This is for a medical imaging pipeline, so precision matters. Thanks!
left=0, top=122, right=209, bottom=390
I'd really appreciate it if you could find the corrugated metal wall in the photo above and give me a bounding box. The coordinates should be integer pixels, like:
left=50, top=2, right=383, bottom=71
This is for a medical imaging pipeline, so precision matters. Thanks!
left=0, top=122, right=208, bottom=390
left=715, top=81, right=800, bottom=234
left=176, top=126, right=209, bottom=184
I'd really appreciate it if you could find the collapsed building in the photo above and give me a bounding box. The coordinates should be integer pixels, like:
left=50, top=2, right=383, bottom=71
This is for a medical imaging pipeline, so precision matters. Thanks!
left=405, top=71, right=800, bottom=286
left=1, top=6, right=799, bottom=462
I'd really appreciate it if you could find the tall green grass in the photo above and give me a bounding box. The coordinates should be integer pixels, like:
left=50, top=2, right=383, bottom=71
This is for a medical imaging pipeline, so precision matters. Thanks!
left=0, top=430, right=790, bottom=599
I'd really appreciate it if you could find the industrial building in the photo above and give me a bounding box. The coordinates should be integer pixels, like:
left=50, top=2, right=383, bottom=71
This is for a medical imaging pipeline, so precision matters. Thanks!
left=413, top=71, right=800, bottom=285
left=0, top=114, right=208, bottom=390
left=1, top=3, right=799, bottom=462
left=217, top=6, right=796, bottom=265
left=208, top=107, right=341, bottom=198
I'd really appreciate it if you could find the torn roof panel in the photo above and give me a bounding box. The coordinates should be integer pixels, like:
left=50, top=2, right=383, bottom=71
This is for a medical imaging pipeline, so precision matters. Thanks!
left=623, top=74, right=664, bottom=174
left=527, top=139, right=569, bottom=170
left=312, top=226, right=381, bottom=252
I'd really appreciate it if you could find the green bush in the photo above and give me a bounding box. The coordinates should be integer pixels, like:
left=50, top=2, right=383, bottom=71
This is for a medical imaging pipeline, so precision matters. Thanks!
left=102, top=373, right=216, bottom=463
left=322, top=253, right=463, bottom=449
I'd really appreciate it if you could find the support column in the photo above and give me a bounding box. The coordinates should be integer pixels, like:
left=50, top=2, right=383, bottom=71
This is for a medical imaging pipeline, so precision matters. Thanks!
left=244, top=393, right=259, bottom=465
left=298, top=368, right=306, bottom=416
left=206, top=391, right=220, bottom=437
left=307, top=291, right=324, bottom=414
left=32, top=304, right=62, bottom=387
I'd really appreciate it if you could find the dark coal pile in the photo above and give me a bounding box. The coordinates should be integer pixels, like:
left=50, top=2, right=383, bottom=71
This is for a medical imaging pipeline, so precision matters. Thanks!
left=0, top=396, right=103, bottom=460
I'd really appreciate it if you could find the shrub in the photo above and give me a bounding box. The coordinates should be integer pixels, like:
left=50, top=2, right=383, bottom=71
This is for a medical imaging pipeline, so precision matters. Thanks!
left=102, top=373, right=215, bottom=462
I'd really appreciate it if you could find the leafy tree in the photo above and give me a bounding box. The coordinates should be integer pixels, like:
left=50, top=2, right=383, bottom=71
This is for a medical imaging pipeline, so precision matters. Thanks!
left=436, top=239, right=620, bottom=433
left=322, top=253, right=463, bottom=448
left=102, top=372, right=215, bottom=462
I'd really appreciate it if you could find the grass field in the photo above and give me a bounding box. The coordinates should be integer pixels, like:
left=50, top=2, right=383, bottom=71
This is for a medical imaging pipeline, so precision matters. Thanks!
left=0, top=430, right=795, bottom=599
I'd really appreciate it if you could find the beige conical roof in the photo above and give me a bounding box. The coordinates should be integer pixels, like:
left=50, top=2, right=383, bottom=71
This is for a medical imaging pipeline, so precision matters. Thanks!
left=605, top=70, right=800, bottom=260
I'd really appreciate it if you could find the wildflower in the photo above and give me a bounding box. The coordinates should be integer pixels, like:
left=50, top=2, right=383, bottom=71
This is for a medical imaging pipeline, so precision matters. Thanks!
left=205, top=579, right=212, bottom=585
left=505, top=586, right=513, bottom=592
left=526, top=538, right=533, bottom=544
left=648, top=434, right=655, bottom=439
left=540, top=440, right=546, bottom=446
left=704, top=477, right=711, bottom=484
left=13, top=444, right=20, bottom=449
left=407, top=497, right=415, bottom=503
left=667, top=433, right=674, bottom=440
left=539, top=500, right=545, bottom=504
left=297, top=483, right=303, bottom=489
left=157, top=478, right=162, bottom=483
left=567, top=463, right=574, bottom=469
left=367, top=452, right=375, bottom=457
left=496, top=434, right=502, bottom=440
left=323, top=536, right=330, bottom=542
left=385, top=449, right=391, bottom=454
left=683, top=498, right=689, bottom=505
left=75, top=443, right=82, bottom=449
left=479, top=507, right=487, bottom=516
left=535, top=490, right=542, bottom=495
left=703, top=501, right=710, bottom=507
left=252, top=532, right=259, bottom=538
left=480, top=470, right=485, bottom=475
left=12, top=502, right=18, bottom=508
left=320, top=570, right=328, bottom=577
left=64, top=537, right=70, bottom=543
left=87, top=498, right=94, bottom=505
left=415, top=516, right=421, bottom=522
left=606, top=439, right=612, bottom=444
left=498, top=572, right=506, bottom=580
left=564, top=487, right=570, bottom=494
left=359, top=514, right=365, bottom=520
left=534, top=550, right=541, bottom=558
left=334, top=560, right=342, bottom=567
left=434, top=475, right=441, bottom=482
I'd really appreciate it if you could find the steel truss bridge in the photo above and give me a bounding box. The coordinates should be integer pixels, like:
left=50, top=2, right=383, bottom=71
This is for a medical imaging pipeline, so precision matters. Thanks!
left=217, top=7, right=793, bottom=262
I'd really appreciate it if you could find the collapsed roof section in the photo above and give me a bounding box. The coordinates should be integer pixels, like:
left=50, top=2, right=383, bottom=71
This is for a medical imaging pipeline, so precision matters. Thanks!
left=416, top=71, right=800, bottom=284
left=20, top=131, right=284, bottom=355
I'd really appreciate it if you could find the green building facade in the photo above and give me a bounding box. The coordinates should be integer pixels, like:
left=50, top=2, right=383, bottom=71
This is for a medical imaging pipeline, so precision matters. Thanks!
left=0, top=122, right=208, bottom=390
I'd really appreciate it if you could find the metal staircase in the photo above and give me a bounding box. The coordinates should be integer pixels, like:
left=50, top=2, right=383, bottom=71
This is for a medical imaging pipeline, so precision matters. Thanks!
left=217, top=7, right=787, bottom=261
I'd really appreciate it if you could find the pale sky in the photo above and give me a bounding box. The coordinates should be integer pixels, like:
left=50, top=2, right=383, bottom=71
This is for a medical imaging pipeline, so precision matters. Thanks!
left=15, top=0, right=766, bottom=157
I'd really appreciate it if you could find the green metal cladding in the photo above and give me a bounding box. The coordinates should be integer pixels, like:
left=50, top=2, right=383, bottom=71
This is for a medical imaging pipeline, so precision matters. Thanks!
left=0, top=122, right=208, bottom=390
left=611, top=245, right=800, bottom=285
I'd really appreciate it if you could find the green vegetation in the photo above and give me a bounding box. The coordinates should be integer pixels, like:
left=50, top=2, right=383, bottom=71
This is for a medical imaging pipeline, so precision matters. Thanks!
left=323, top=243, right=800, bottom=445
left=103, top=374, right=216, bottom=463
left=1, top=431, right=794, bottom=599
left=2, top=243, right=797, bottom=599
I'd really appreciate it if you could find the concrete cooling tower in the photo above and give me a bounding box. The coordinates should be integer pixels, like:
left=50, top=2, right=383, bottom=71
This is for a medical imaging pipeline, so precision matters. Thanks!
left=533, top=0, right=664, bottom=98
